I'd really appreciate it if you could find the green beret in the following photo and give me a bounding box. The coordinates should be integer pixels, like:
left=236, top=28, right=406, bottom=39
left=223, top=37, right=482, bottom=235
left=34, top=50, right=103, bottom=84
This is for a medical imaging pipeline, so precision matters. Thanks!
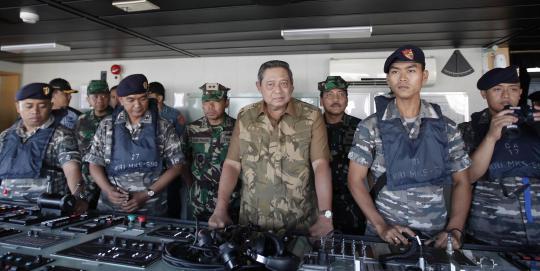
left=318, top=76, right=348, bottom=92
left=200, top=83, right=230, bottom=102
left=87, top=80, right=109, bottom=95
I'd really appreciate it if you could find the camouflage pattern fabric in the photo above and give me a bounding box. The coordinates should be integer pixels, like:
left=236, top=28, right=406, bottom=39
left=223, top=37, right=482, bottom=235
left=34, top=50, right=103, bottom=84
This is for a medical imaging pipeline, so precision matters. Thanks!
left=325, top=114, right=365, bottom=234
left=236, top=98, right=326, bottom=232
left=75, top=107, right=113, bottom=208
left=0, top=116, right=81, bottom=201
left=348, top=98, right=471, bottom=236
left=459, top=110, right=540, bottom=246
left=182, top=114, right=235, bottom=220
left=84, top=109, right=184, bottom=216
left=59, top=107, right=81, bottom=130
left=160, top=104, right=186, bottom=137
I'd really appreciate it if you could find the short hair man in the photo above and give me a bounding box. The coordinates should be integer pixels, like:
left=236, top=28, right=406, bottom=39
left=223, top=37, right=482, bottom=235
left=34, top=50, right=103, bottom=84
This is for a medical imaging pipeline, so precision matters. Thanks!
left=84, top=74, right=184, bottom=215
left=318, top=75, right=365, bottom=235
left=50, top=78, right=82, bottom=130
left=109, top=85, right=119, bottom=109
left=147, top=81, right=186, bottom=218
left=209, top=60, right=334, bottom=237
left=348, top=45, right=471, bottom=248
left=182, top=83, right=237, bottom=221
left=0, top=83, right=87, bottom=213
left=75, top=80, right=113, bottom=209
left=458, top=66, right=540, bottom=246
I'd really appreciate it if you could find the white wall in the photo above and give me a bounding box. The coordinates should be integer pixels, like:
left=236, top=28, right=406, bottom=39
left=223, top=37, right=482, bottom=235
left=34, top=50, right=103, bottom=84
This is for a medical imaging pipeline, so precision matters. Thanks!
left=21, top=47, right=487, bottom=118
left=0, top=60, right=22, bottom=74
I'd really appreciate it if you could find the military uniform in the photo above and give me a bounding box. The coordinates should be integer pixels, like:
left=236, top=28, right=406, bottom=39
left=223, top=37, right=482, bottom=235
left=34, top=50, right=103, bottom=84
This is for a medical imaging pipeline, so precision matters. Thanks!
left=348, top=98, right=471, bottom=236
left=76, top=80, right=113, bottom=209
left=50, top=78, right=81, bottom=130
left=326, top=114, right=365, bottom=234
left=227, top=98, right=330, bottom=232
left=0, top=83, right=81, bottom=201
left=161, top=104, right=186, bottom=137
left=183, top=114, right=235, bottom=220
left=84, top=74, right=184, bottom=216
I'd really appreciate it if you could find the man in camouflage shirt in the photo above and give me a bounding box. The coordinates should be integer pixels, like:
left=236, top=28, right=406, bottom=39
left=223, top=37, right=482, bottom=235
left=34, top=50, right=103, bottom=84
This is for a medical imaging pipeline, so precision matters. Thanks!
left=318, top=76, right=365, bottom=235
left=84, top=74, right=184, bottom=216
left=182, top=83, right=236, bottom=221
left=458, top=66, right=540, bottom=246
left=0, top=83, right=87, bottom=214
left=209, top=60, right=334, bottom=237
left=348, top=45, right=471, bottom=249
left=76, top=80, right=113, bottom=209
left=148, top=81, right=186, bottom=218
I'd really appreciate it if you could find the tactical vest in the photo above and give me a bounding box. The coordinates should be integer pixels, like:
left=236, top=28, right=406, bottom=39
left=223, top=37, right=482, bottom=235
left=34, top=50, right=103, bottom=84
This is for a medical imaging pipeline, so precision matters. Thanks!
left=106, top=103, right=162, bottom=176
left=375, top=96, right=451, bottom=190
left=471, top=110, right=540, bottom=179
left=0, top=120, right=57, bottom=179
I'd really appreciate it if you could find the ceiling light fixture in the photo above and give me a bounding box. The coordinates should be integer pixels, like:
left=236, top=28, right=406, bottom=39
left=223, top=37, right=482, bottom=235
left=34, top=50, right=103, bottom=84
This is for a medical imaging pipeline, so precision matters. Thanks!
left=281, top=26, right=372, bottom=40
left=20, top=10, right=39, bottom=24
left=0, top=43, right=71, bottom=54
left=112, top=0, right=160, bottom=12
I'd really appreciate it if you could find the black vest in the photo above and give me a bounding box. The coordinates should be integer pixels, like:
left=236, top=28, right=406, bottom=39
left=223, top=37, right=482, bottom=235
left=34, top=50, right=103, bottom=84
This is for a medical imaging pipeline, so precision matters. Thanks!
left=471, top=109, right=540, bottom=179
left=375, top=96, right=451, bottom=190
left=0, top=119, right=57, bottom=179
left=106, top=102, right=162, bottom=176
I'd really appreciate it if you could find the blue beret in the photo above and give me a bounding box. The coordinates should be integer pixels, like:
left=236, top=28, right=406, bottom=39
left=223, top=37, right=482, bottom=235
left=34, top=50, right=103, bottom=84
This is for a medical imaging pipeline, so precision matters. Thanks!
left=384, top=45, right=426, bottom=73
left=477, top=66, right=519, bottom=91
left=117, top=74, right=149, bottom=97
left=15, top=83, right=52, bottom=101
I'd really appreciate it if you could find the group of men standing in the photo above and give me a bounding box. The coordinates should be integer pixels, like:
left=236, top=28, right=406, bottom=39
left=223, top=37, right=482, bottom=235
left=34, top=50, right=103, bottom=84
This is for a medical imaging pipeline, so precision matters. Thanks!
left=0, top=44, right=538, bottom=248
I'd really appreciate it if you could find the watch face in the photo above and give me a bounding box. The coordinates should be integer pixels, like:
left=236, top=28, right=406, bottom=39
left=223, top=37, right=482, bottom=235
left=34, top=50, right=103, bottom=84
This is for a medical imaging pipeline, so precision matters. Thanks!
left=147, top=190, right=155, bottom=197
left=324, top=210, right=332, bottom=218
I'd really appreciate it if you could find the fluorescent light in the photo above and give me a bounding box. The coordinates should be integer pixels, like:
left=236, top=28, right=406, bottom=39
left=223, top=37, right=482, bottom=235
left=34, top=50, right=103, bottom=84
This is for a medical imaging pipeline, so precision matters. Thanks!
left=527, top=67, right=540, bottom=73
left=112, top=0, right=159, bottom=12
left=281, top=26, right=372, bottom=40
left=0, top=43, right=71, bottom=53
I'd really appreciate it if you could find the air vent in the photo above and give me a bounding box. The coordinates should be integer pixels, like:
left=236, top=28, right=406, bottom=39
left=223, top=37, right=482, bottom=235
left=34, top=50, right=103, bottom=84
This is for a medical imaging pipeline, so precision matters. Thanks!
left=348, top=78, right=388, bottom=86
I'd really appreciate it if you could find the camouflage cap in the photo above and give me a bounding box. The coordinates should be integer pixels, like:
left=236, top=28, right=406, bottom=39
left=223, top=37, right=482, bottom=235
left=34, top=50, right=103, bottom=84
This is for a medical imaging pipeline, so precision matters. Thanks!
left=199, top=83, right=230, bottom=102
left=318, top=76, right=348, bottom=92
left=87, top=80, right=109, bottom=95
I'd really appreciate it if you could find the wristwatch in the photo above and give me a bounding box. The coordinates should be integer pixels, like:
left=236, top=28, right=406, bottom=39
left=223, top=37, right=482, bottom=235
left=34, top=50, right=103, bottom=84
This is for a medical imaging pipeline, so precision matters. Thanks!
left=146, top=189, right=155, bottom=198
left=320, top=209, right=333, bottom=219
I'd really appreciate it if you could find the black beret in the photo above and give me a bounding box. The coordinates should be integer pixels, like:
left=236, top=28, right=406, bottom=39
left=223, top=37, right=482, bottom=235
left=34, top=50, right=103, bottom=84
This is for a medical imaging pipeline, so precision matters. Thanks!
left=477, top=66, right=519, bottom=91
left=148, top=82, right=165, bottom=97
left=384, top=45, right=426, bottom=73
left=117, top=74, right=149, bottom=97
left=16, top=83, right=52, bottom=101
left=529, top=89, right=540, bottom=101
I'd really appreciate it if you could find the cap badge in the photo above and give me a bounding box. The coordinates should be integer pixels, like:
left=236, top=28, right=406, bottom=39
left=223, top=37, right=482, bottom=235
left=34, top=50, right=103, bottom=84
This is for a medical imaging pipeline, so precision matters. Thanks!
left=402, top=48, right=414, bottom=60
left=143, top=81, right=148, bottom=90
left=42, top=86, right=50, bottom=95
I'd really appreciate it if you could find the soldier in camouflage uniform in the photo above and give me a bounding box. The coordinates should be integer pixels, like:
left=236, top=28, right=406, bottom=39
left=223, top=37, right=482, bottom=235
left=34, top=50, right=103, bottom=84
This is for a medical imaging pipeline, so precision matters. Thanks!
left=209, top=60, right=334, bottom=237
left=76, top=80, right=113, bottom=209
left=148, top=81, right=186, bottom=218
left=458, top=66, right=540, bottom=246
left=348, top=45, right=471, bottom=249
left=84, top=74, right=184, bottom=216
left=182, top=83, right=236, bottom=221
left=50, top=78, right=82, bottom=130
left=0, top=83, right=87, bottom=214
left=318, top=76, right=365, bottom=235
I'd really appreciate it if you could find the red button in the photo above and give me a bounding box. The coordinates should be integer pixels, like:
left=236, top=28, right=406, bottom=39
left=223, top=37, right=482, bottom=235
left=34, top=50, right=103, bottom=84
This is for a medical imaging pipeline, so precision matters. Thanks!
left=137, top=215, right=147, bottom=223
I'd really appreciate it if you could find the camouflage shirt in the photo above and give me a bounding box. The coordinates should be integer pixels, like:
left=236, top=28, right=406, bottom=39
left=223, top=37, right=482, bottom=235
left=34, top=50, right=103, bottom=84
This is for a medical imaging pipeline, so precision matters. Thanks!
left=227, top=98, right=330, bottom=232
left=0, top=116, right=81, bottom=199
left=459, top=109, right=540, bottom=246
left=348, top=99, right=471, bottom=236
left=75, top=107, right=113, bottom=206
left=84, top=109, right=184, bottom=216
left=325, top=113, right=365, bottom=234
left=182, top=114, right=235, bottom=220
left=160, top=104, right=186, bottom=137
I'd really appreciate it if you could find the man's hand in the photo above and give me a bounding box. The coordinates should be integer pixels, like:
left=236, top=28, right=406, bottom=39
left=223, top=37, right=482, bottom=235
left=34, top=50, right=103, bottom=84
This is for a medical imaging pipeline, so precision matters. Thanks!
left=104, top=187, right=129, bottom=206
left=121, top=191, right=149, bottom=213
left=486, top=108, right=518, bottom=141
left=73, top=199, right=88, bottom=215
left=375, top=223, right=416, bottom=246
left=208, top=208, right=232, bottom=229
left=426, top=230, right=462, bottom=249
left=309, top=216, right=334, bottom=237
